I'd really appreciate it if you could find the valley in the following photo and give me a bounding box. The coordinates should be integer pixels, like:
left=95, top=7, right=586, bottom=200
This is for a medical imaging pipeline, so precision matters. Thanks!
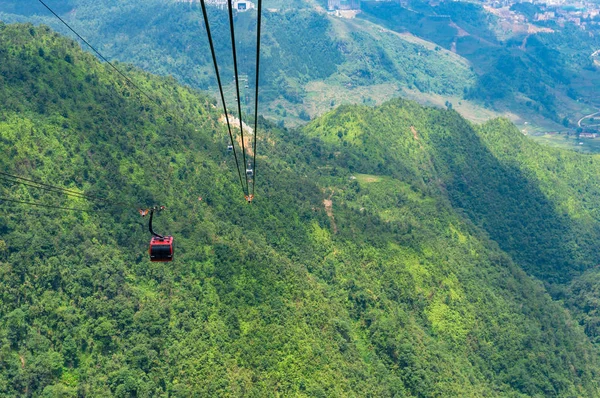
left=0, top=0, right=536, bottom=129
left=0, top=0, right=594, bottom=155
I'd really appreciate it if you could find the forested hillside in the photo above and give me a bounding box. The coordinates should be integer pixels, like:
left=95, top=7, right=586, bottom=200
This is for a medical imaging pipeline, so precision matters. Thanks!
left=308, top=102, right=600, bottom=284
left=4, top=0, right=600, bottom=134
left=0, top=0, right=475, bottom=124
left=360, top=0, right=600, bottom=125
left=3, top=23, right=600, bottom=397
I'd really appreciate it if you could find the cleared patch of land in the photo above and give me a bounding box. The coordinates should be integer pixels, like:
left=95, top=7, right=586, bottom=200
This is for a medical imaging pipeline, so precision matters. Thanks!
left=529, top=132, right=600, bottom=154
left=323, top=197, right=338, bottom=233
left=401, top=88, right=504, bottom=124
left=355, top=173, right=383, bottom=184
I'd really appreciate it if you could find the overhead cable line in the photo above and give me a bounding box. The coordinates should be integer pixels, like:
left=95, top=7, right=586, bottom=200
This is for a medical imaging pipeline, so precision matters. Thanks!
left=0, top=197, right=89, bottom=212
left=38, top=0, right=258, bottom=202
left=199, top=0, right=248, bottom=197
left=37, top=0, right=156, bottom=104
left=26, top=2, right=180, bottom=212
left=0, top=171, right=131, bottom=207
left=251, top=0, right=262, bottom=197
left=227, top=0, right=250, bottom=195
left=0, top=174, right=91, bottom=200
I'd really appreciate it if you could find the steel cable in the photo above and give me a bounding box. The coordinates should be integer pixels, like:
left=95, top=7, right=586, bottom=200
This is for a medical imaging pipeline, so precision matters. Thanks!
left=227, top=0, right=250, bottom=194
left=251, top=0, right=262, bottom=197
left=199, top=0, right=248, bottom=196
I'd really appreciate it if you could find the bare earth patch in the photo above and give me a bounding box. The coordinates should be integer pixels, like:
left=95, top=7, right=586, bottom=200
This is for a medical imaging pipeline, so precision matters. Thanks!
left=411, top=126, right=419, bottom=141
left=323, top=198, right=338, bottom=233
left=219, top=114, right=254, bottom=156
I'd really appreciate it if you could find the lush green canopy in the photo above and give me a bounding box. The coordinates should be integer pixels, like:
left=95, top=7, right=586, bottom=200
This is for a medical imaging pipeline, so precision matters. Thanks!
left=1, top=23, right=600, bottom=396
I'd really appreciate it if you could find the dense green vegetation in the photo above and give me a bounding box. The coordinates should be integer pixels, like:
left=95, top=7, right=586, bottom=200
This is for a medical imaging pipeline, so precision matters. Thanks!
left=3, top=23, right=600, bottom=396
left=509, top=2, right=542, bottom=20
left=306, top=101, right=600, bottom=284
left=327, top=17, right=473, bottom=95
left=566, top=268, right=600, bottom=345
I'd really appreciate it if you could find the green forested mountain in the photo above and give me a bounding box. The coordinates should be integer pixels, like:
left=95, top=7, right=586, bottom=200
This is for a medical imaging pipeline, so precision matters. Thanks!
left=307, top=102, right=600, bottom=284
left=4, top=0, right=600, bottom=133
left=3, top=23, right=600, bottom=397
left=0, top=0, right=475, bottom=124
left=360, top=0, right=600, bottom=125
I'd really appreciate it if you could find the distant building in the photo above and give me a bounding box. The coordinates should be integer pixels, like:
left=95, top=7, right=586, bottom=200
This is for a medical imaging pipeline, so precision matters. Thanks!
left=536, top=11, right=556, bottom=21
left=328, top=0, right=360, bottom=11
left=233, top=0, right=255, bottom=11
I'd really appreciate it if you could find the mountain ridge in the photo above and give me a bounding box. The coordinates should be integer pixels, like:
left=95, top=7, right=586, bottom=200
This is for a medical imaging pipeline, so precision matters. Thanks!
left=0, top=0, right=477, bottom=126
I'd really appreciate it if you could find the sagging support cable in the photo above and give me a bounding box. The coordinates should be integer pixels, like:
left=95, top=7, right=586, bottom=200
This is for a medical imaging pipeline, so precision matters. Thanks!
left=0, top=171, right=131, bottom=207
left=199, top=0, right=248, bottom=197
left=37, top=0, right=156, bottom=104
left=0, top=174, right=89, bottom=200
left=227, top=0, right=250, bottom=195
left=251, top=0, right=262, bottom=197
left=0, top=197, right=88, bottom=212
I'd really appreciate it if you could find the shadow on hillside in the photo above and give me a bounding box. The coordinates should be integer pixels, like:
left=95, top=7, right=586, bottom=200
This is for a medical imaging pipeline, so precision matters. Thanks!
left=424, top=112, right=591, bottom=284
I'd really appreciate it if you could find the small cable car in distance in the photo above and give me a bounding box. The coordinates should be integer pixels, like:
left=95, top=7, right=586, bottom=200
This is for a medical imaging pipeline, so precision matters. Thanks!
left=148, top=207, right=173, bottom=262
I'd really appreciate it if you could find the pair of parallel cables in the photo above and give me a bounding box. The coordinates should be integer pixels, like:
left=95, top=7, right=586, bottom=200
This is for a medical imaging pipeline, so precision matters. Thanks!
left=1, top=0, right=263, bottom=213
left=199, top=0, right=263, bottom=202
left=0, top=171, right=122, bottom=212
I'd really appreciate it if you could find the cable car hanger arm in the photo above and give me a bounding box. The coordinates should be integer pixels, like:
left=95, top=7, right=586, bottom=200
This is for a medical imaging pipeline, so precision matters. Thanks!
left=149, top=208, right=164, bottom=239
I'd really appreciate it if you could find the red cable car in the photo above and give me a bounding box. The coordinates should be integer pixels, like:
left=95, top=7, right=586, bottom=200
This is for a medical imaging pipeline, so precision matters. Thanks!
left=147, top=208, right=173, bottom=262
left=149, top=236, right=174, bottom=262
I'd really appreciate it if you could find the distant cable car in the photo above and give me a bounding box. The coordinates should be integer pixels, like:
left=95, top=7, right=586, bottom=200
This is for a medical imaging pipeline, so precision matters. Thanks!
left=246, top=167, right=253, bottom=178
left=227, top=145, right=233, bottom=151
left=147, top=207, right=173, bottom=262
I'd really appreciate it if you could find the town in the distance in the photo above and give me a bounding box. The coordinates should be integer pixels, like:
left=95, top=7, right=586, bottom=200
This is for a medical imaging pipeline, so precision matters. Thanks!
left=328, top=0, right=600, bottom=25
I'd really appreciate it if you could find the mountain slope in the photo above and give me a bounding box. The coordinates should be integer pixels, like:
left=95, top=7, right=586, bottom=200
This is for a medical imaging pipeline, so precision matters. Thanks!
left=360, top=0, right=600, bottom=127
left=306, top=100, right=600, bottom=284
left=5, top=0, right=600, bottom=136
left=0, top=0, right=476, bottom=125
left=1, top=23, right=600, bottom=397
